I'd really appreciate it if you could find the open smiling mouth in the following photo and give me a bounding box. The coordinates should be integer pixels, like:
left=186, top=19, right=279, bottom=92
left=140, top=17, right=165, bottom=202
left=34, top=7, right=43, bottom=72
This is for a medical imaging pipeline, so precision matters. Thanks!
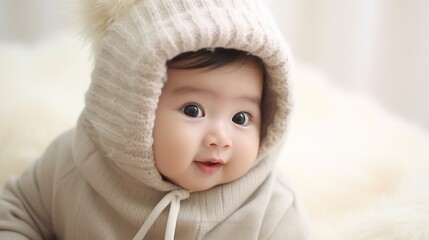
left=194, top=160, right=224, bottom=174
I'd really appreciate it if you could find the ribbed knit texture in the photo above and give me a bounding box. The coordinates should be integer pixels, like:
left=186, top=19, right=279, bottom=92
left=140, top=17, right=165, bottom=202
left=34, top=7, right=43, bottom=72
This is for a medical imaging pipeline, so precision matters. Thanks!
left=0, top=1, right=313, bottom=239
left=69, top=0, right=297, bottom=238
left=75, top=0, right=291, bottom=192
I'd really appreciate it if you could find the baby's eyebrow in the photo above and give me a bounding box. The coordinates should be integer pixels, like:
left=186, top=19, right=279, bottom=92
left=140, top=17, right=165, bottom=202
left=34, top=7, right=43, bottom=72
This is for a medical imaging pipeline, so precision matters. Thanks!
left=171, top=86, right=218, bottom=100
left=238, top=95, right=261, bottom=107
left=172, top=86, right=211, bottom=96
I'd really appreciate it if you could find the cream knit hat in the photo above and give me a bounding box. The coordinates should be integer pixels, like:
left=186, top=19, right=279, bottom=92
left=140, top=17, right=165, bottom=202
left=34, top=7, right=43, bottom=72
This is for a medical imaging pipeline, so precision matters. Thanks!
left=73, top=0, right=292, bottom=192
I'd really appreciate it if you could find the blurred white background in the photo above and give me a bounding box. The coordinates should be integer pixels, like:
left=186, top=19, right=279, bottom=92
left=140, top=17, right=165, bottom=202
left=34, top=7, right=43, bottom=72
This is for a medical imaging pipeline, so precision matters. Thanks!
left=267, top=0, right=429, bottom=133
left=1, top=0, right=428, bottom=132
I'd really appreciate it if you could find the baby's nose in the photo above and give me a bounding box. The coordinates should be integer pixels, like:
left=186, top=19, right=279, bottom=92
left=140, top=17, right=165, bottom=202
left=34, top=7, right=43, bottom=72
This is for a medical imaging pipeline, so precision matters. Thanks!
left=203, top=124, right=232, bottom=149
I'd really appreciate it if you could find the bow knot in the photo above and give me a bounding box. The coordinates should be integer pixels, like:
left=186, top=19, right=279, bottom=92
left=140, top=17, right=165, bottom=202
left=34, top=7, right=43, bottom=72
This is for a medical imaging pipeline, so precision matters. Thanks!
left=132, top=189, right=190, bottom=240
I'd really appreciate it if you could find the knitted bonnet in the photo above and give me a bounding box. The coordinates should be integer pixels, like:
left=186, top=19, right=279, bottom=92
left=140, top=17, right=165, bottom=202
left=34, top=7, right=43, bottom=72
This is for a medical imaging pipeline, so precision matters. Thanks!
left=72, top=0, right=292, bottom=192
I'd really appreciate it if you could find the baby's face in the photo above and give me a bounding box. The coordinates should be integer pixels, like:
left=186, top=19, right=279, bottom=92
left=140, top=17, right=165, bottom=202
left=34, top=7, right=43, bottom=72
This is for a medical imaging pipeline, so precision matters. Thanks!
left=153, top=60, right=263, bottom=192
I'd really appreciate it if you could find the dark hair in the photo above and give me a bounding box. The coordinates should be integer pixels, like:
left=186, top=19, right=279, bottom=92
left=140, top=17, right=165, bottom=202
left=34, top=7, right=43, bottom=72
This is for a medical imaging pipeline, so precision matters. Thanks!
left=167, top=48, right=264, bottom=71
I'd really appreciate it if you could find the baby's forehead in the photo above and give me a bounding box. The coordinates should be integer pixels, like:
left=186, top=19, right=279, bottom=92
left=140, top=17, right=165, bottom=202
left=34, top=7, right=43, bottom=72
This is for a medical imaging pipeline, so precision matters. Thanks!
left=162, top=61, right=263, bottom=104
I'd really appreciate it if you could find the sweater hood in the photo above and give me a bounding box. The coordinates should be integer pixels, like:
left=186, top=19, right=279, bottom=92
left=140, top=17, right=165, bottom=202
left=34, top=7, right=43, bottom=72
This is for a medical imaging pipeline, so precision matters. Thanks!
left=73, top=0, right=292, bottom=192
left=71, top=0, right=293, bottom=237
left=76, top=0, right=290, bottom=191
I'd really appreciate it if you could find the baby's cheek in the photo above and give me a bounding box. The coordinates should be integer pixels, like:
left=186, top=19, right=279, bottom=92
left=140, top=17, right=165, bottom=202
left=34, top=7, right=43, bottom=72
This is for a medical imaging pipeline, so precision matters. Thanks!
left=156, top=126, right=197, bottom=168
left=168, top=127, right=198, bottom=156
left=236, top=131, right=260, bottom=172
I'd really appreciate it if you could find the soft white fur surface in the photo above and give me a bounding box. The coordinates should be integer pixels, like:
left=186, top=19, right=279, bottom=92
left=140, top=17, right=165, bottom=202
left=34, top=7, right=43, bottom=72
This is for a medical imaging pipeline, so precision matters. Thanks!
left=1, top=33, right=429, bottom=239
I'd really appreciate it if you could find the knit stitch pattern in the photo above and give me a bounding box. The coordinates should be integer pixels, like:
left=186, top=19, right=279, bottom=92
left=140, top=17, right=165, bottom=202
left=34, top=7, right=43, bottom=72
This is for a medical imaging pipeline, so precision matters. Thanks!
left=74, top=0, right=292, bottom=192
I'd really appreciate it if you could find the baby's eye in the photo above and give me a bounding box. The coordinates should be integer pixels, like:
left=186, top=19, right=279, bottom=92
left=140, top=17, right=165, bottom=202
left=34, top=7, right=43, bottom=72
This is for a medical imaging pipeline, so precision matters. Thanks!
left=232, top=112, right=251, bottom=126
left=181, top=104, right=204, bottom=118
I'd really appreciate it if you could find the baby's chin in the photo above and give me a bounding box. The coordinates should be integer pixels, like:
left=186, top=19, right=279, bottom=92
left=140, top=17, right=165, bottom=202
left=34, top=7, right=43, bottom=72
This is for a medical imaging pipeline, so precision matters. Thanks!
left=165, top=177, right=225, bottom=193
left=186, top=183, right=220, bottom=193
left=176, top=181, right=220, bottom=193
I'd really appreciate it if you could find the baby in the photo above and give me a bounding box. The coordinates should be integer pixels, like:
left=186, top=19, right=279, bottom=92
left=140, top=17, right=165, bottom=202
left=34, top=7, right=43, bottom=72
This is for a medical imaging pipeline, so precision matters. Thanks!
left=0, top=0, right=311, bottom=239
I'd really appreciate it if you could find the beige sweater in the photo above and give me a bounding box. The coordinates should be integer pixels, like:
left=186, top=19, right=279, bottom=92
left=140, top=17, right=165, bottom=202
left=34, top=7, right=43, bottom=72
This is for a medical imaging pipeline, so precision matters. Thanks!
left=0, top=129, right=310, bottom=239
left=1, top=0, right=311, bottom=239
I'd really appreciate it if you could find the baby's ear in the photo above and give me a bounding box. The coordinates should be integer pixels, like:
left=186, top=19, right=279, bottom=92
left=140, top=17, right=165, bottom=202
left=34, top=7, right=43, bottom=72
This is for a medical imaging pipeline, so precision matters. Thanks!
left=65, top=0, right=139, bottom=51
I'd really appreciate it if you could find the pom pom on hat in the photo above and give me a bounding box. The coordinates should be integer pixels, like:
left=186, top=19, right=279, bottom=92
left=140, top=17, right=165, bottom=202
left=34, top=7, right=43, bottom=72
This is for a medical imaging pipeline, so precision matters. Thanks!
left=67, top=0, right=139, bottom=50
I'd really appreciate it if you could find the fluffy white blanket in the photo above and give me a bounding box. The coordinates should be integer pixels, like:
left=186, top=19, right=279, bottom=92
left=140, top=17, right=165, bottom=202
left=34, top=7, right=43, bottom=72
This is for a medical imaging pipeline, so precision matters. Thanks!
left=1, top=33, right=429, bottom=239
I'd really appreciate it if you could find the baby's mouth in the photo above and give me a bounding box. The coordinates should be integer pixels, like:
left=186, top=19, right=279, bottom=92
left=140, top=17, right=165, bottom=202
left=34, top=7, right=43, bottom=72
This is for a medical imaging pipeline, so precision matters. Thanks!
left=194, top=159, right=224, bottom=174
